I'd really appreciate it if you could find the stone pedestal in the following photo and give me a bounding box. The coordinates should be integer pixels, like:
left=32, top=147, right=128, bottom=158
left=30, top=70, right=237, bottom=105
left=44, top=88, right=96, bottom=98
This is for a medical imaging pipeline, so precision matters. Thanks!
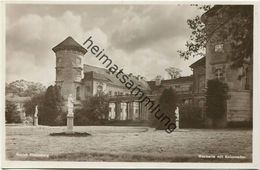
left=176, top=120, right=179, bottom=129
left=66, top=115, right=74, bottom=134
left=34, top=116, right=38, bottom=126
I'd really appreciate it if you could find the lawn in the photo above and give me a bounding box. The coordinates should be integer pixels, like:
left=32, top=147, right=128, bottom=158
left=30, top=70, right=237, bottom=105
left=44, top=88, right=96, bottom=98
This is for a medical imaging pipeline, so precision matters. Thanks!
left=5, top=125, right=252, bottom=162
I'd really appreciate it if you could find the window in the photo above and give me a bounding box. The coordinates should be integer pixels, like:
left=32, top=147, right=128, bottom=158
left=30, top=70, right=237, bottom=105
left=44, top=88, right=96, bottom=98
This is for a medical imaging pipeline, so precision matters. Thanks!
left=97, top=85, right=103, bottom=92
left=85, top=86, right=90, bottom=97
left=198, top=75, right=205, bottom=92
left=215, top=68, right=224, bottom=80
left=56, top=69, right=62, bottom=76
left=76, top=57, right=81, bottom=65
left=214, top=44, right=224, bottom=53
left=57, top=57, right=62, bottom=63
left=76, top=87, right=80, bottom=100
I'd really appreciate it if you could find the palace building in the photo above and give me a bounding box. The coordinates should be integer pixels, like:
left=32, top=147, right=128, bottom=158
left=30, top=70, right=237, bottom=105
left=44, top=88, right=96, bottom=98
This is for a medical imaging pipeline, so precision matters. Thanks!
left=52, top=6, right=252, bottom=127
left=52, top=36, right=199, bottom=123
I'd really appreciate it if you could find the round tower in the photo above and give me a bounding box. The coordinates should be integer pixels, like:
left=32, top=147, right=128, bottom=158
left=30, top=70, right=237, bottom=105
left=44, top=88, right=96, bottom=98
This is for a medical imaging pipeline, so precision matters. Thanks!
left=52, top=36, right=87, bottom=102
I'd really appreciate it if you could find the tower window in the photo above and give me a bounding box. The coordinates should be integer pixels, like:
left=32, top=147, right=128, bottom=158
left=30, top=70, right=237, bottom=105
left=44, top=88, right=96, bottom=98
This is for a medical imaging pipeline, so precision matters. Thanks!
left=56, top=69, right=62, bottom=76
left=57, top=57, right=62, bottom=63
left=76, top=57, right=81, bottom=65
left=76, top=87, right=80, bottom=100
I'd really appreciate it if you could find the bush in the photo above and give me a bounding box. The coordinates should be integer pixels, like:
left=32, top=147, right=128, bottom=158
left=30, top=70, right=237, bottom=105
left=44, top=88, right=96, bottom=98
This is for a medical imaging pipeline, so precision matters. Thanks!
left=39, top=85, right=63, bottom=126
left=5, top=100, right=21, bottom=123
left=74, top=93, right=109, bottom=125
left=152, top=87, right=177, bottom=130
left=179, top=104, right=204, bottom=128
left=206, top=79, right=228, bottom=120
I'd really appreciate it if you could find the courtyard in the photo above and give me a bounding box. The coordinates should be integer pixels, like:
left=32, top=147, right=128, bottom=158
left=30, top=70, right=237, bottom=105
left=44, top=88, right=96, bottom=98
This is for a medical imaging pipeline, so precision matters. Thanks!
left=5, top=125, right=252, bottom=162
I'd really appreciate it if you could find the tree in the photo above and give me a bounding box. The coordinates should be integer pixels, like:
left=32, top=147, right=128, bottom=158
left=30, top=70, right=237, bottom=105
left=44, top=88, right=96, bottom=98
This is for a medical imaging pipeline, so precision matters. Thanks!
left=179, top=104, right=204, bottom=128
left=177, top=5, right=210, bottom=60
left=165, top=67, right=182, bottom=79
left=5, top=100, right=21, bottom=123
left=218, top=5, right=253, bottom=69
left=153, top=88, right=178, bottom=130
left=178, top=5, right=253, bottom=69
left=24, top=93, right=45, bottom=117
left=38, top=85, right=63, bottom=125
left=75, top=92, right=109, bottom=125
left=206, top=79, right=228, bottom=125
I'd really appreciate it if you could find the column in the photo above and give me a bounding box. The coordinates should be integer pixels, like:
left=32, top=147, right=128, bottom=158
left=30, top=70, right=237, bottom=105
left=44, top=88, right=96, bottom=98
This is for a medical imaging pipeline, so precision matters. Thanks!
left=108, top=102, right=116, bottom=120
left=115, top=102, right=121, bottom=120
left=140, top=102, right=149, bottom=121
left=121, top=102, right=127, bottom=120
left=128, top=102, right=134, bottom=120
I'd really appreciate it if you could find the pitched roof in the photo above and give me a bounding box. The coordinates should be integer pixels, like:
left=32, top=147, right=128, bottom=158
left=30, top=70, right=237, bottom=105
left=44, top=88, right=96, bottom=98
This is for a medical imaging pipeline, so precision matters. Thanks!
left=189, top=57, right=205, bottom=68
left=83, top=64, right=150, bottom=90
left=147, top=76, right=193, bottom=91
left=52, top=36, right=87, bottom=54
left=162, top=76, right=193, bottom=83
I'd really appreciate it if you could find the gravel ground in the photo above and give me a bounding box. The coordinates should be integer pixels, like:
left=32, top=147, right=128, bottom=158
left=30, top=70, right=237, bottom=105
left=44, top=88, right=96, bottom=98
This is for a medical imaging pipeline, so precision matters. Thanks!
left=5, top=125, right=252, bottom=162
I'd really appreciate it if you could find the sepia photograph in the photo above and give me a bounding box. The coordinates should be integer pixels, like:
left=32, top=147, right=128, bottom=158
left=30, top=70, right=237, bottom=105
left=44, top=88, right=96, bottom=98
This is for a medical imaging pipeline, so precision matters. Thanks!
left=1, top=1, right=258, bottom=168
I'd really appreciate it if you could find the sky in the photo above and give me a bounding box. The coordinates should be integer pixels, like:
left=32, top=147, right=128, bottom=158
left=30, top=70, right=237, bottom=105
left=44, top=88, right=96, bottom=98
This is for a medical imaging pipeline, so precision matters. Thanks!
left=6, top=4, right=205, bottom=86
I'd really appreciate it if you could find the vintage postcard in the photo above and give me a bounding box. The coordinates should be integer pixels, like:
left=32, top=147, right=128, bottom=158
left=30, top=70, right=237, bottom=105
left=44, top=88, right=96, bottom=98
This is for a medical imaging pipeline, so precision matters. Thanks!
left=1, top=0, right=259, bottom=169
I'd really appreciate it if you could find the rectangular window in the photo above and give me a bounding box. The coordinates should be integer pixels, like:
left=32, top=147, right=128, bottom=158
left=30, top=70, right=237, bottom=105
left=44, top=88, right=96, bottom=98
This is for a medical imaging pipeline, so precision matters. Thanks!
left=215, top=44, right=224, bottom=53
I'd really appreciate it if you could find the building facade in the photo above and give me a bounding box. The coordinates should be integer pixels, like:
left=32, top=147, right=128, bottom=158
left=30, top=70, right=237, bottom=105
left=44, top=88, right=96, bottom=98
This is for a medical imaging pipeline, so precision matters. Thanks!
left=202, top=5, right=253, bottom=126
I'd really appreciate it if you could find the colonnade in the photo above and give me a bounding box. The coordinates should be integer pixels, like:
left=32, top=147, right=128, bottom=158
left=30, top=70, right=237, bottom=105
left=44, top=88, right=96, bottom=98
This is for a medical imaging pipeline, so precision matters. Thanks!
left=108, top=101, right=150, bottom=121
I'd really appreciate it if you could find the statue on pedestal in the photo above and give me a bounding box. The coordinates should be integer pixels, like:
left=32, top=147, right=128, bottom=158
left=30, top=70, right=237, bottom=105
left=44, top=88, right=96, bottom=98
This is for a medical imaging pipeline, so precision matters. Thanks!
left=67, top=94, right=74, bottom=133
left=175, top=106, right=179, bottom=129
left=34, top=105, right=38, bottom=117
left=34, top=105, right=39, bottom=126
left=67, top=94, right=74, bottom=117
